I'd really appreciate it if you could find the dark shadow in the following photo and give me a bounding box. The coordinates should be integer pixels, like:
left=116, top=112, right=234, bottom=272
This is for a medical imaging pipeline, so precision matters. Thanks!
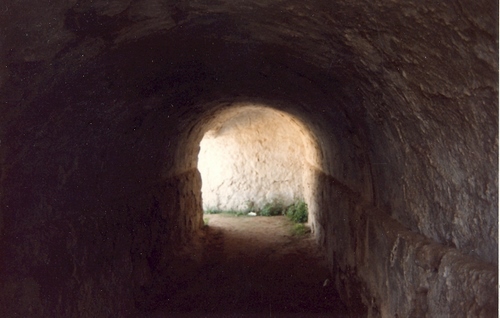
left=146, top=215, right=348, bottom=317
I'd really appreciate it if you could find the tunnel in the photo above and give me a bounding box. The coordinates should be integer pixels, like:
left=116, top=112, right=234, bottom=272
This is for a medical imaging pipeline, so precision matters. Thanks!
left=0, top=0, right=497, bottom=317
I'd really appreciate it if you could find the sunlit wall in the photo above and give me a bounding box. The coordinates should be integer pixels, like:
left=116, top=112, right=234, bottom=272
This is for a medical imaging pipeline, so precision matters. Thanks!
left=198, top=107, right=308, bottom=211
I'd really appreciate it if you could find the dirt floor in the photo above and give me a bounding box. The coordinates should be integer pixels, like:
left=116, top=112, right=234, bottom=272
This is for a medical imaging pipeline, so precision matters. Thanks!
left=147, top=214, right=348, bottom=317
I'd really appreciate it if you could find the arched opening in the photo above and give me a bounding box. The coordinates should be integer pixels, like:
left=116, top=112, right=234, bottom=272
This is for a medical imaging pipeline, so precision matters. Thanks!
left=189, top=103, right=325, bottom=230
left=197, top=105, right=318, bottom=218
left=147, top=103, right=348, bottom=315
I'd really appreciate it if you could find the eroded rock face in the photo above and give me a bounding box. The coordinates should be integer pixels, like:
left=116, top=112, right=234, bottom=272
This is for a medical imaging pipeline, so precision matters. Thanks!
left=198, top=107, right=309, bottom=211
left=0, top=0, right=497, bottom=316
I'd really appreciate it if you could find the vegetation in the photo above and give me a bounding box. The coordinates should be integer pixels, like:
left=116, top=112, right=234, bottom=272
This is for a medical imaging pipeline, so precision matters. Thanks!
left=204, top=207, right=223, bottom=214
left=286, top=201, right=308, bottom=223
left=291, top=223, right=310, bottom=236
left=203, top=199, right=308, bottom=222
left=230, top=210, right=249, bottom=217
left=204, top=207, right=247, bottom=216
left=260, top=199, right=285, bottom=216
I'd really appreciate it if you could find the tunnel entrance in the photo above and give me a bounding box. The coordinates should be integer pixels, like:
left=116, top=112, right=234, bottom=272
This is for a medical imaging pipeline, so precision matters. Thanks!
left=197, top=105, right=314, bottom=217
left=144, top=104, right=350, bottom=316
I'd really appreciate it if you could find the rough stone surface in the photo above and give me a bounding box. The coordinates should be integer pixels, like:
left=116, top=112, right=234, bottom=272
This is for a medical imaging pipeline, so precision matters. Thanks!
left=314, top=169, right=497, bottom=317
left=198, top=107, right=308, bottom=211
left=0, top=0, right=497, bottom=316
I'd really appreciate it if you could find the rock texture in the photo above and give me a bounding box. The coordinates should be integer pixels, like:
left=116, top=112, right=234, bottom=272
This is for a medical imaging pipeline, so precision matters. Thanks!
left=0, top=0, right=497, bottom=317
left=198, top=106, right=309, bottom=211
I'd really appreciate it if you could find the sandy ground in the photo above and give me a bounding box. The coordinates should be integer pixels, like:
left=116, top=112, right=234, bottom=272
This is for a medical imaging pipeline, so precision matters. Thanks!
left=148, top=214, right=347, bottom=317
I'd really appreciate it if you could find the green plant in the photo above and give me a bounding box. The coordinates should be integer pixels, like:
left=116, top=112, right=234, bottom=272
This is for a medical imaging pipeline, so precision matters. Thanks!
left=203, top=217, right=209, bottom=226
left=260, top=199, right=285, bottom=216
left=291, top=223, right=310, bottom=236
left=286, top=201, right=308, bottom=223
left=204, top=208, right=222, bottom=214
left=204, top=206, right=252, bottom=216
left=226, top=209, right=248, bottom=217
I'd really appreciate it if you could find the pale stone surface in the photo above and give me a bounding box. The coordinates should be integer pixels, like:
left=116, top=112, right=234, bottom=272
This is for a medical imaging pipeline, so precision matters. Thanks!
left=198, top=108, right=307, bottom=211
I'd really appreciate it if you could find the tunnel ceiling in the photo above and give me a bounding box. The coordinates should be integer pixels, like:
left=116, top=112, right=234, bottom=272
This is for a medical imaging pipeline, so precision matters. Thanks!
left=1, top=0, right=497, bottom=267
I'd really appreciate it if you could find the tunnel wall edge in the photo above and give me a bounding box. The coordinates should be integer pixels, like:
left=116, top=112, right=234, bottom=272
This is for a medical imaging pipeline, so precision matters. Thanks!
left=0, top=169, right=203, bottom=317
left=313, top=168, right=498, bottom=317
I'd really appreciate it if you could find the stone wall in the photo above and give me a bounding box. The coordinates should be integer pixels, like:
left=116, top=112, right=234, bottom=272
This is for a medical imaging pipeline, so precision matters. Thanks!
left=0, top=0, right=497, bottom=316
left=198, top=108, right=307, bottom=211
left=0, top=169, right=203, bottom=316
left=313, top=168, right=497, bottom=316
